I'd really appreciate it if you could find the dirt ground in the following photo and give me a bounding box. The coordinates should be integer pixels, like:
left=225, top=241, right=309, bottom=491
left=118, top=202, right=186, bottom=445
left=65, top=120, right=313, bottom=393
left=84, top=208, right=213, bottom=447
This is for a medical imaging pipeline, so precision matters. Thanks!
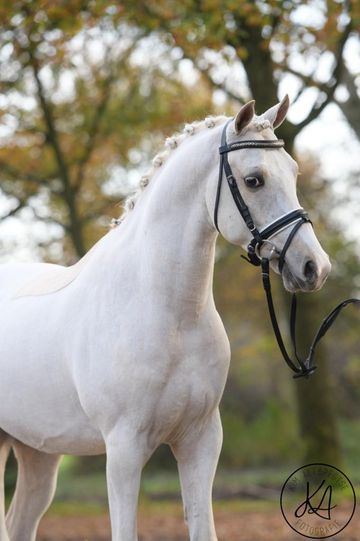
left=37, top=505, right=359, bottom=541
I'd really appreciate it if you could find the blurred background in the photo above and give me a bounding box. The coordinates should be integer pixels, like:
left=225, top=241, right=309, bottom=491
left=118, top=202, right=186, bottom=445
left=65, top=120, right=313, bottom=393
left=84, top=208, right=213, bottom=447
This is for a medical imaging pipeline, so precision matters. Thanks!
left=1, top=1, right=360, bottom=539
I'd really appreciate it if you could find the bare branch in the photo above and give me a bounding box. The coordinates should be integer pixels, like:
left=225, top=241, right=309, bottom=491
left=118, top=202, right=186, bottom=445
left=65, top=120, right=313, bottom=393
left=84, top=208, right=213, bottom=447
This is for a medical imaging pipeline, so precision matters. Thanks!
left=0, top=180, right=28, bottom=219
left=335, top=64, right=360, bottom=139
left=73, top=79, right=114, bottom=194
left=131, top=1, right=244, bottom=105
left=0, top=159, right=50, bottom=185
left=0, top=200, right=26, bottom=220
left=289, top=21, right=352, bottom=136
left=191, top=58, right=245, bottom=104
left=278, top=65, right=321, bottom=87
left=73, top=44, right=131, bottom=193
left=83, top=198, right=121, bottom=223
left=28, top=45, right=86, bottom=256
left=73, top=38, right=148, bottom=194
left=0, top=183, right=22, bottom=202
left=30, top=207, right=68, bottom=230
left=284, top=67, right=322, bottom=108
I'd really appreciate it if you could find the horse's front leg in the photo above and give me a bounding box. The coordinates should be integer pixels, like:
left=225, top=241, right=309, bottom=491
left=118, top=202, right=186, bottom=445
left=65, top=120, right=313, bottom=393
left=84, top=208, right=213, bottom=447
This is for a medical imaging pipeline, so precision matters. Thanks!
left=172, top=409, right=223, bottom=541
left=105, top=425, right=151, bottom=541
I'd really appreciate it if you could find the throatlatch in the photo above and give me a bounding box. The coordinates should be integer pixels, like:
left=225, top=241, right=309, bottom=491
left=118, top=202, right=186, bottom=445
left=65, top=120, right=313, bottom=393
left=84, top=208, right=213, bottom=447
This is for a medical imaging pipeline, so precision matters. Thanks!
left=215, top=119, right=360, bottom=379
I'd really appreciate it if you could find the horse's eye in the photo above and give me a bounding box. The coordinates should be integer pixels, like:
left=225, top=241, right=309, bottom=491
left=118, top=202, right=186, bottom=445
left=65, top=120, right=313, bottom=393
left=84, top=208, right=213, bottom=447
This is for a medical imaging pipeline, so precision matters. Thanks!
left=244, top=176, right=264, bottom=189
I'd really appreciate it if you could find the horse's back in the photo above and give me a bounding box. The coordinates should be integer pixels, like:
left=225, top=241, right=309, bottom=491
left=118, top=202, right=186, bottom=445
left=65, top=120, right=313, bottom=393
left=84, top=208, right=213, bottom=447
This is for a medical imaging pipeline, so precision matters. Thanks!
left=0, top=262, right=58, bottom=302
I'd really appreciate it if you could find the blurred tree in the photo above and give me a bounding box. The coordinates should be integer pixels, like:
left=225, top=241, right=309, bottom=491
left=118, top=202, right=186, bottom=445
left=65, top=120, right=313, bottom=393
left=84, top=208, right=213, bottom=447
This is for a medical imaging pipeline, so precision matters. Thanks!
left=122, top=0, right=358, bottom=149
left=0, top=1, right=214, bottom=261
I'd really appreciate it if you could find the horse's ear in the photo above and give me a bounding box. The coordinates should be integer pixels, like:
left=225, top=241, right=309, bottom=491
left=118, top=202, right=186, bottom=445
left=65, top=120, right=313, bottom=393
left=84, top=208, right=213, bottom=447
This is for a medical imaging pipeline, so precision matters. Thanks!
left=234, top=100, right=255, bottom=134
left=262, top=95, right=290, bottom=129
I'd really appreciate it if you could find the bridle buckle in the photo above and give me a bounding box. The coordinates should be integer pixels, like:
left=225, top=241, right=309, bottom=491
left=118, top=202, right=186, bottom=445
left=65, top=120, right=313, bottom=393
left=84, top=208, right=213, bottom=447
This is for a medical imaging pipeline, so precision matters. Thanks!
left=255, top=240, right=279, bottom=262
left=226, top=174, right=235, bottom=186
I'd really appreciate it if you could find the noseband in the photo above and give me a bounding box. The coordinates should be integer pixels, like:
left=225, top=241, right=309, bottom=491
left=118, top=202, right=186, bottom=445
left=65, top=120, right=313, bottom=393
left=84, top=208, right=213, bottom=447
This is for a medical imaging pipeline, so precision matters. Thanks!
left=214, top=119, right=360, bottom=379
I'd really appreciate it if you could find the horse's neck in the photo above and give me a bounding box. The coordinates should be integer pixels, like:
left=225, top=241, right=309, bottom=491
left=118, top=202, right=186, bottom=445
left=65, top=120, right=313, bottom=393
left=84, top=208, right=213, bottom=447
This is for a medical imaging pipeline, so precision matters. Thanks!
left=109, top=128, right=220, bottom=320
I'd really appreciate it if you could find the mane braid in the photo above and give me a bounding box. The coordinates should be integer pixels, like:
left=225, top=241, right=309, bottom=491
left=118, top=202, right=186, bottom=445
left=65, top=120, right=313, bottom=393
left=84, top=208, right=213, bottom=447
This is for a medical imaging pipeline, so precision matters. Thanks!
left=111, top=115, right=227, bottom=227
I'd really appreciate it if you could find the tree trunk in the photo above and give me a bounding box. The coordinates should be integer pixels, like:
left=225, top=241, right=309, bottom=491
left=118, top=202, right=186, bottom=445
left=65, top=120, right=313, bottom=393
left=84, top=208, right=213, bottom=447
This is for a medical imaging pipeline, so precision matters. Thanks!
left=336, top=66, right=360, bottom=140
left=30, top=48, right=87, bottom=259
left=290, top=292, right=342, bottom=466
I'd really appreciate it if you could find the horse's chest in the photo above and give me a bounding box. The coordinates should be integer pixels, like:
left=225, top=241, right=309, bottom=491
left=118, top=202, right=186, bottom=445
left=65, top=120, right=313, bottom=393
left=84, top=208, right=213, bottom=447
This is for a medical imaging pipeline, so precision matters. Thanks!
left=78, top=317, right=231, bottom=446
left=149, top=336, right=230, bottom=443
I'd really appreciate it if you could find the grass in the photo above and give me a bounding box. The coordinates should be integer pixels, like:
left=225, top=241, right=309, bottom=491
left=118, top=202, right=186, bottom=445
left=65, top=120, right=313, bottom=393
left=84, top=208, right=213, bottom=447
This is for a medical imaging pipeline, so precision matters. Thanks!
left=41, top=456, right=359, bottom=517
left=36, top=464, right=288, bottom=517
left=5, top=418, right=360, bottom=518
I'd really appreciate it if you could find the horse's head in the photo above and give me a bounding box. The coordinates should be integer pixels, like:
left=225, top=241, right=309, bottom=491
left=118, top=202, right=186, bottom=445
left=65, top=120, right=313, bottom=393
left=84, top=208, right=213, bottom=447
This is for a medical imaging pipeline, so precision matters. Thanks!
left=207, top=96, right=331, bottom=293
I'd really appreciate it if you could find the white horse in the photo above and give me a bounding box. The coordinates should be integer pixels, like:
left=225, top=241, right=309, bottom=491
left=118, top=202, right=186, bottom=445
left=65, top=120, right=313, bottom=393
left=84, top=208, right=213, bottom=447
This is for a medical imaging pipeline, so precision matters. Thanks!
left=0, top=97, right=331, bottom=541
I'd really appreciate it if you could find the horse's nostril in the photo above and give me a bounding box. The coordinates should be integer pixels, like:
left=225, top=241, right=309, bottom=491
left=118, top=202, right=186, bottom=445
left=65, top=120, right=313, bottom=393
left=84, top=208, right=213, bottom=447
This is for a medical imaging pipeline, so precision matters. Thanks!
left=304, top=260, right=318, bottom=283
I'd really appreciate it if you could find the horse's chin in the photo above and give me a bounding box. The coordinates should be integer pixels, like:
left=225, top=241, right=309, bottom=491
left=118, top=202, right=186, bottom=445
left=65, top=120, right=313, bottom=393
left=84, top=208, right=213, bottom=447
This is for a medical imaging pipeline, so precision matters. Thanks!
left=281, top=264, right=319, bottom=293
left=282, top=269, right=302, bottom=293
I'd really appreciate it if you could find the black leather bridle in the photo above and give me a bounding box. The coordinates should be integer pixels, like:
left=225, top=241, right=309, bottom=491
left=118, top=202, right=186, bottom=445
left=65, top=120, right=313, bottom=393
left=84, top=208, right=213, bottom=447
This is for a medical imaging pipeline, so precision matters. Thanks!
left=215, top=119, right=360, bottom=379
left=215, top=119, right=311, bottom=270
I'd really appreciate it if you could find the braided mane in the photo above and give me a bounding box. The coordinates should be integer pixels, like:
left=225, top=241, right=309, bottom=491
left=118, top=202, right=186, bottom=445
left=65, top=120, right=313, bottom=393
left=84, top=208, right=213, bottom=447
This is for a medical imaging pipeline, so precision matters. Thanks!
left=111, top=115, right=227, bottom=226
left=110, top=113, right=272, bottom=227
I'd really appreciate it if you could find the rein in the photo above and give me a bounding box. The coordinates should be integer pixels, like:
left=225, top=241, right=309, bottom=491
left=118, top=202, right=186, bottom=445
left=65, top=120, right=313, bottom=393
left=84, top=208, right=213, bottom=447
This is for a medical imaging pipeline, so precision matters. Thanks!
left=215, top=119, right=360, bottom=379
